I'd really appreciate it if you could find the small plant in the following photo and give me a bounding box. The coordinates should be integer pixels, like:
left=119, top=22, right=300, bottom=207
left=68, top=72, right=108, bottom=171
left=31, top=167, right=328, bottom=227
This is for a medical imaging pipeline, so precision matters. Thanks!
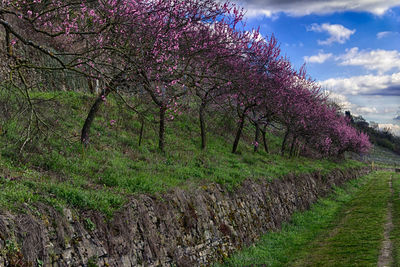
left=87, top=255, right=99, bottom=267
left=84, top=218, right=96, bottom=232
left=5, top=239, right=27, bottom=267
left=5, top=239, right=19, bottom=254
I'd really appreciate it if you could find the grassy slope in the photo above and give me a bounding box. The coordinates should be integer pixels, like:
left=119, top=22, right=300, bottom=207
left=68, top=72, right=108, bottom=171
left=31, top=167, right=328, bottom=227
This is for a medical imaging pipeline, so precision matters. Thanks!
left=391, top=172, right=400, bottom=266
left=0, top=91, right=365, bottom=216
left=222, top=171, right=393, bottom=267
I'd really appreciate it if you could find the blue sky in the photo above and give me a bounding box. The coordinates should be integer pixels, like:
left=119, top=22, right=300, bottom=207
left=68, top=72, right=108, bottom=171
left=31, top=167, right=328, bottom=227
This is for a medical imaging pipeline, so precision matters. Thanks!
left=232, top=0, right=400, bottom=135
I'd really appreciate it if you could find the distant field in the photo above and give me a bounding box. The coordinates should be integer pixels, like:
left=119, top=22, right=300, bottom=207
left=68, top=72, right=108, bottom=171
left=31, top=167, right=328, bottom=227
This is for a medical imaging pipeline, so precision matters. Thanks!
left=348, top=145, right=400, bottom=167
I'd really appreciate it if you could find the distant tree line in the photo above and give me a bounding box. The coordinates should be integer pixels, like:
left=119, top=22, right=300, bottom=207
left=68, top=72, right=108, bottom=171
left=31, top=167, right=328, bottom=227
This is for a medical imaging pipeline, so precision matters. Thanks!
left=345, top=111, right=400, bottom=155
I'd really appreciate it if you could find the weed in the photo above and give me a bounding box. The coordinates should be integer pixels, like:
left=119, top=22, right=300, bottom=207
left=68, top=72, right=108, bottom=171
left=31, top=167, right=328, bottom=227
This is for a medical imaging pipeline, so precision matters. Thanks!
left=84, top=218, right=96, bottom=232
left=87, top=255, right=99, bottom=267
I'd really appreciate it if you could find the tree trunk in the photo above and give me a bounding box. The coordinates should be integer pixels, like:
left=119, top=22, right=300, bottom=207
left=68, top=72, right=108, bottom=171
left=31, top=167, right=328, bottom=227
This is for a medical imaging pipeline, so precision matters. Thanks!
left=158, top=106, right=166, bottom=152
left=138, top=118, right=144, bottom=147
left=232, top=116, right=245, bottom=153
left=254, top=122, right=260, bottom=152
left=87, top=78, right=95, bottom=94
left=295, top=142, right=300, bottom=157
left=5, top=27, right=12, bottom=56
left=261, top=127, right=269, bottom=153
left=80, top=88, right=110, bottom=145
left=80, top=71, right=124, bottom=145
left=281, top=130, right=289, bottom=156
left=290, top=136, right=297, bottom=157
left=95, top=79, right=100, bottom=95
left=199, top=102, right=207, bottom=150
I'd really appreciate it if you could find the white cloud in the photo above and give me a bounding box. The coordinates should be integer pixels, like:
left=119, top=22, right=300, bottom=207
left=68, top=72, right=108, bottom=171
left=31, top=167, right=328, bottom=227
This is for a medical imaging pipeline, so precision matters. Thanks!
left=246, top=29, right=264, bottom=42
left=378, top=123, right=400, bottom=136
left=307, top=23, right=355, bottom=45
left=232, top=0, right=400, bottom=17
left=355, top=106, right=378, bottom=114
left=337, top=47, right=400, bottom=74
left=320, top=72, right=400, bottom=96
left=304, top=52, right=333, bottom=63
left=243, top=8, right=274, bottom=18
left=377, top=31, right=400, bottom=39
left=326, top=92, right=380, bottom=117
left=384, top=107, right=398, bottom=114
left=326, top=91, right=353, bottom=110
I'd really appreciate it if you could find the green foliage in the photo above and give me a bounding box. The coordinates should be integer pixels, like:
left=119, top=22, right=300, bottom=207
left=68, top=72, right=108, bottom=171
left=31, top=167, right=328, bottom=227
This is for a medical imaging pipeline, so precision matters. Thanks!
left=4, top=238, right=25, bottom=267
left=84, top=218, right=96, bottom=232
left=377, top=138, right=395, bottom=150
left=87, top=255, right=99, bottom=267
left=5, top=239, right=19, bottom=254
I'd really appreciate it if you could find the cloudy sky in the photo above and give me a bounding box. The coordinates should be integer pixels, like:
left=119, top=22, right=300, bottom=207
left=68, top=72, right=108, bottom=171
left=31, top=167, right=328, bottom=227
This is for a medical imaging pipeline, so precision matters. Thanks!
left=232, top=0, right=400, bottom=135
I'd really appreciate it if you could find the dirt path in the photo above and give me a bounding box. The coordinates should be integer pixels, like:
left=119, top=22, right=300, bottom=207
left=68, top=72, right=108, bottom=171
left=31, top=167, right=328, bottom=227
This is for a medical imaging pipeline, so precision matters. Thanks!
left=378, top=175, right=394, bottom=267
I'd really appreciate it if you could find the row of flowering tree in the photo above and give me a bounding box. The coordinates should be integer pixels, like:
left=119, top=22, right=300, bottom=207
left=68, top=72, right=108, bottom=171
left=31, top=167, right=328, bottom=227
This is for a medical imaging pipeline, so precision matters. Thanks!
left=0, top=0, right=370, bottom=157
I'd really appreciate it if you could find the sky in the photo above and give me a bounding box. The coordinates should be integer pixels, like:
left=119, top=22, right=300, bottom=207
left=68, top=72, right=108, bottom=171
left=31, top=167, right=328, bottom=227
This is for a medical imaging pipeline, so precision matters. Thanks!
left=230, top=0, right=400, bottom=135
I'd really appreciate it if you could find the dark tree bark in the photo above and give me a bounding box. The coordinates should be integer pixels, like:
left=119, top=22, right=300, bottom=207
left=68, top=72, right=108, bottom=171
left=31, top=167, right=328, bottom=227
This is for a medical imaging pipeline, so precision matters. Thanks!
left=87, top=78, right=95, bottom=94
left=199, top=102, right=207, bottom=150
left=5, top=27, right=12, bottom=56
left=254, top=122, right=260, bottom=152
left=261, top=125, right=269, bottom=153
left=232, top=116, right=245, bottom=153
left=80, top=88, right=111, bottom=145
left=138, top=117, right=144, bottom=147
left=158, top=106, right=166, bottom=152
left=281, top=129, right=290, bottom=156
left=81, top=72, right=124, bottom=145
left=290, top=136, right=297, bottom=157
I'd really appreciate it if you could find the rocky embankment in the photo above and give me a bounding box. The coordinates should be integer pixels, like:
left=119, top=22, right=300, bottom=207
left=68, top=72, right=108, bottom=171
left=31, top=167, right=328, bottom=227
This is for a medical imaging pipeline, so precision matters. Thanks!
left=0, top=167, right=370, bottom=266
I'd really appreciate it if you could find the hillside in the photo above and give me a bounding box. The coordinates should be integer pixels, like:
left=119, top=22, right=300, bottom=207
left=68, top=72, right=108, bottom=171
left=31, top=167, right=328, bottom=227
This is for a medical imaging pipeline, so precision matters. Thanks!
left=0, top=91, right=366, bottom=217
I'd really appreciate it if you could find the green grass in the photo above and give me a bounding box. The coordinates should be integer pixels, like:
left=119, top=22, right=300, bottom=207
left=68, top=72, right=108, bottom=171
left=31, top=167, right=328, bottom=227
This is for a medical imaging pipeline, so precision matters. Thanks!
left=292, top=171, right=390, bottom=266
left=0, top=91, right=366, bottom=216
left=221, top=171, right=392, bottom=267
left=391, top=172, right=400, bottom=266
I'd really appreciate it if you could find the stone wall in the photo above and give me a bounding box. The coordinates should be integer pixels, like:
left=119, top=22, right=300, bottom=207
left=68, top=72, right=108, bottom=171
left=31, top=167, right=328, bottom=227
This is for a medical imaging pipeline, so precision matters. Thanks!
left=0, top=167, right=369, bottom=266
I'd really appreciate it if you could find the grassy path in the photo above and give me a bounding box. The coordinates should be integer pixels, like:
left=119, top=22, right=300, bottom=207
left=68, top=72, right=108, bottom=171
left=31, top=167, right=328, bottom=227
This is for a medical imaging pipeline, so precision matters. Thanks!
left=391, top=171, right=400, bottom=267
left=222, top=171, right=397, bottom=267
